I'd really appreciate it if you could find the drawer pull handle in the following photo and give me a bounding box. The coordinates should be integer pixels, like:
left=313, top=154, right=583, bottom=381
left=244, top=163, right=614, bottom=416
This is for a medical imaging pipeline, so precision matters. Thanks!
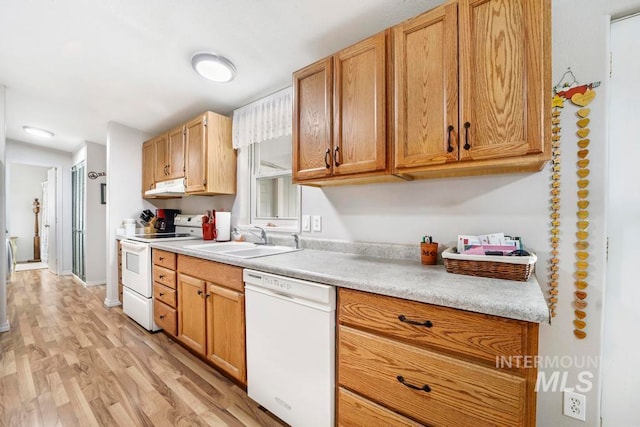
left=159, top=257, right=164, bottom=261
left=197, top=290, right=203, bottom=295
left=398, top=315, right=433, bottom=328
left=159, top=275, right=165, bottom=279
left=159, top=315, right=165, bottom=319
left=397, top=375, right=431, bottom=393
left=324, top=148, right=331, bottom=169
left=159, top=292, right=164, bottom=296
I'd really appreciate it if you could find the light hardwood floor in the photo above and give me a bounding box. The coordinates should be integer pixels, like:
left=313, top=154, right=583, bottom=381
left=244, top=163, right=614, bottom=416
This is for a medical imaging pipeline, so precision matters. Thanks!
left=0, top=270, right=286, bottom=427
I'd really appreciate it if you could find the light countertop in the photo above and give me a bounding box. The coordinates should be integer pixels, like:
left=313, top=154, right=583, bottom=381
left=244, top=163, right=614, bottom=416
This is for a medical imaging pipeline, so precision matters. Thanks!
left=149, top=239, right=550, bottom=324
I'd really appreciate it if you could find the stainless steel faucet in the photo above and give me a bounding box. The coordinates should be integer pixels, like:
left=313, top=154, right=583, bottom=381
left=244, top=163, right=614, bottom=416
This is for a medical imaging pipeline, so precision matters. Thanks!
left=247, top=226, right=268, bottom=245
left=292, top=233, right=300, bottom=249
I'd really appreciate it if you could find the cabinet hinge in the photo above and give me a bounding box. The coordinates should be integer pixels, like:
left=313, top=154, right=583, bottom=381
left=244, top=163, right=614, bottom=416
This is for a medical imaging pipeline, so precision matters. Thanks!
left=606, top=236, right=609, bottom=262
left=203, top=179, right=207, bottom=186
left=203, top=117, right=208, bottom=127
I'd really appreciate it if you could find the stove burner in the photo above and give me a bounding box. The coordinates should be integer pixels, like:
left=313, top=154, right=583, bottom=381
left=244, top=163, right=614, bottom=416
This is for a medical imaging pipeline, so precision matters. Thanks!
left=133, top=233, right=192, bottom=239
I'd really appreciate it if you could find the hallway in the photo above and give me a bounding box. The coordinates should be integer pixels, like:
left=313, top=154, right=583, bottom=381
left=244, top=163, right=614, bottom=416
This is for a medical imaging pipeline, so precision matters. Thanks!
left=0, top=270, right=283, bottom=426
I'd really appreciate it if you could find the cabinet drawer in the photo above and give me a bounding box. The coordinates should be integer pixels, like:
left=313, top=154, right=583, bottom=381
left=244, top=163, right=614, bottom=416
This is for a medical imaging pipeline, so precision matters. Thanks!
left=339, top=326, right=526, bottom=427
left=338, top=387, right=421, bottom=427
left=153, top=282, right=177, bottom=308
left=154, top=300, right=177, bottom=336
left=338, top=288, right=528, bottom=366
left=178, top=255, right=243, bottom=292
left=153, top=249, right=176, bottom=270
left=153, top=265, right=176, bottom=289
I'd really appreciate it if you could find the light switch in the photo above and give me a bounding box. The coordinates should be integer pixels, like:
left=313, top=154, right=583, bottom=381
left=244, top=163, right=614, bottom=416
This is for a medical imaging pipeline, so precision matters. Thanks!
left=302, top=215, right=311, bottom=232
left=312, top=215, right=322, bottom=232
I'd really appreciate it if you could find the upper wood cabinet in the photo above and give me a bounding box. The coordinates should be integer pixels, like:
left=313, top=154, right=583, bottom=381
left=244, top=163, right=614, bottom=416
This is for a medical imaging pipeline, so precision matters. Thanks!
left=293, top=32, right=391, bottom=184
left=141, top=139, right=155, bottom=196
left=153, top=133, right=169, bottom=182
left=184, top=111, right=236, bottom=195
left=394, top=0, right=550, bottom=177
left=293, top=0, right=550, bottom=185
left=394, top=2, right=459, bottom=170
left=166, top=125, right=185, bottom=180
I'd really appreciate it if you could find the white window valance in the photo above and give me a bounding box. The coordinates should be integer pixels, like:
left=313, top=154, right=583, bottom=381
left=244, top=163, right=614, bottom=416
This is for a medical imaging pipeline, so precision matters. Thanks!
left=232, top=86, right=292, bottom=149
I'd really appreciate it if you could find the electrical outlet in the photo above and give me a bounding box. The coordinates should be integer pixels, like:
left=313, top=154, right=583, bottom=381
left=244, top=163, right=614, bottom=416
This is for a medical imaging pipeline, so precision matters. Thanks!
left=563, top=390, right=586, bottom=421
left=312, top=215, right=322, bottom=232
left=302, top=215, right=311, bottom=232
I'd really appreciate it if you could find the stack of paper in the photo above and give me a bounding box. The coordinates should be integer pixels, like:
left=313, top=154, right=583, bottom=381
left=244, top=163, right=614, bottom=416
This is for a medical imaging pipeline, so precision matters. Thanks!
left=457, top=233, right=521, bottom=255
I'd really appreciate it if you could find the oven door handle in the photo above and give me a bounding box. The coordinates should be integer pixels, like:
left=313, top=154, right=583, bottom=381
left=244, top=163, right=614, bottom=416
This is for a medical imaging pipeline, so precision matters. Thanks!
left=121, top=240, right=148, bottom=252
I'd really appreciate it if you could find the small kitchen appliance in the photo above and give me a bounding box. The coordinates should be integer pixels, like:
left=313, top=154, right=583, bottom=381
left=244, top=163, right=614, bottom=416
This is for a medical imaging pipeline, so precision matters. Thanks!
left=154, top=209, right=181, bottom=233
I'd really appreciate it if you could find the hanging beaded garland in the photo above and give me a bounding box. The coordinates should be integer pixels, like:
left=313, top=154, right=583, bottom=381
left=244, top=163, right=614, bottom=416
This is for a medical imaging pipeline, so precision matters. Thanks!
left=551, top=68, right=600, bottom=339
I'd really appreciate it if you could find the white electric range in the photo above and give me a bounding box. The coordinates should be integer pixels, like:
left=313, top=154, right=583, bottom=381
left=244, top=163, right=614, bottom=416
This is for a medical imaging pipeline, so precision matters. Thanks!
left=121, top=214, right=203, bottom=331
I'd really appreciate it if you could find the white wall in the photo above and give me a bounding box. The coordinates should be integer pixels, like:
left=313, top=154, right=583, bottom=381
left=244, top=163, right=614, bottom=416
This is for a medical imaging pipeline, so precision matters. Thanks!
left=0, top=84, right=8, bottom=332
left=6, top=163, right=48, bottom=261
left=104, top=122, right=153, bottom=306
left=72, top=141, right=107, bottom=285
left=6, top=139, right=73, bottom=275
left=601, top=15, right=640, bottom=427
left=86, top=142, right=106, bottom=284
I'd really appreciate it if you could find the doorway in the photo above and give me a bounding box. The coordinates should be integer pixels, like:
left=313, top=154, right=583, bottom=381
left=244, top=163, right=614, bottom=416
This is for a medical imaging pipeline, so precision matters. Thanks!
left=6, top=163, right=57, bottom=273
left=602, top=14, right=640, bottom=426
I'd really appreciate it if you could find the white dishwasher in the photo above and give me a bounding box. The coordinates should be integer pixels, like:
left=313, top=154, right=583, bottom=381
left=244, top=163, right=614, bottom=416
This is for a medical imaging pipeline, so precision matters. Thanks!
left=244, top=269, right=336, bottom=427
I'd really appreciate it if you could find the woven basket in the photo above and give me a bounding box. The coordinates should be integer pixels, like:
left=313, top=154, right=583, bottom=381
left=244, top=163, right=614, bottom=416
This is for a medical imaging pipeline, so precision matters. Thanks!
left=442, top=248, right=536, bottom=282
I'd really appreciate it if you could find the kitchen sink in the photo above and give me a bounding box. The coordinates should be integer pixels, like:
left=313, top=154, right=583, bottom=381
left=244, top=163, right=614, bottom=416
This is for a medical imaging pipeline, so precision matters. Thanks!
left=185, top=242, right=300, bottom=258
left=221, top=245, right=301, bottom=259
left=185, top=241, right=256, bottom=252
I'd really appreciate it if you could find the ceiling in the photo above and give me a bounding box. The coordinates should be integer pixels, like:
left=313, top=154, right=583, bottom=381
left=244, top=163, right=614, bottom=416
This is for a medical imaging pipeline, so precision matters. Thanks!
left=0, top=0, right=438, bottom=152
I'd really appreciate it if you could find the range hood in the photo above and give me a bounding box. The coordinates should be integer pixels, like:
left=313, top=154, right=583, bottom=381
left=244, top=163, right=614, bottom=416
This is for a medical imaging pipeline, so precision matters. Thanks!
left=145, top=178, right=185, bottom=197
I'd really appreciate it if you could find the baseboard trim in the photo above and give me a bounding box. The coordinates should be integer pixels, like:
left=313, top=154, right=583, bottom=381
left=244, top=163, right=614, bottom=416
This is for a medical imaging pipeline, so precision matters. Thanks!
left=0, top=320, right=10, bottom=333
left=62, top=270, right=73, bottom=276
left=104, top=298, right=122, bottom=308
left=85, top=280, right=106, bottom=287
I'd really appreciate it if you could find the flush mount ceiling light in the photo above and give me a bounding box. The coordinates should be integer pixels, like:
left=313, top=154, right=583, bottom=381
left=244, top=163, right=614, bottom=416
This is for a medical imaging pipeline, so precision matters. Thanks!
left=191, top=53, right=237, bottom=83
left=22, top=125, right=54, bottom=138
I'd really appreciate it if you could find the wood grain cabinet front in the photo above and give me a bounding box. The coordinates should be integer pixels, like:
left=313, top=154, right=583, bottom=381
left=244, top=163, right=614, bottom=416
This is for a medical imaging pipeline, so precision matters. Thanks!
left=153, top=249, right=176, bottom=270
left=337, top=289, right=539, bottom=426
left=293, top=31, right=393, bottom=185
left=152, top=249, right=179, bottom=337
left=393, top=0, right=550, bottom=178
left=176, top=255, right=247, bottom=385
left=184, top=112, right=236, bottom=195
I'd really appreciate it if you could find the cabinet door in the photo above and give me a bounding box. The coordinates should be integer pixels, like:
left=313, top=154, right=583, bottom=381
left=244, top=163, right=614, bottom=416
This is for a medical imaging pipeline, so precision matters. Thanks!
left=177, top=273, right=206, bottom=354
left=458, top=0, right=546, bottom=161
left=153, top=134, right=169, bottom=182
left=394, top=3, right=459, bottom=171
left=206, top=283, right=246, bottom=384
left=333, top=32, right=387, bottom=176
left=141, top=139, right=155, bottom=196
left=167, top=125, right=185, bottom=179
left=293, top=57, right=334, bottom=182
left=184, top=114, right=207, bottom=193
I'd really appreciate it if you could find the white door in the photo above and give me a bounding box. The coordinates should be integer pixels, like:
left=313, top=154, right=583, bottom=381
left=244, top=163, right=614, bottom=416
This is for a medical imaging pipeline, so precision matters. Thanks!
left=602, top=16, right=640, bottom=427
left=46, top=167, right=58, bottom=274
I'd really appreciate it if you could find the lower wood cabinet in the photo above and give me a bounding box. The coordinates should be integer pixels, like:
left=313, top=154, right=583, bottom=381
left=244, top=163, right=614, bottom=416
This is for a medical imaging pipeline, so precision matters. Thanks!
left=176, top=255, right=246, bottom=385
left=152, top=249, right=179, bottom=337
left=205, top=283, right=245, bottom=382
left=337, top=288, right=539, bottom=426
left=177, top=273, right=207, bottom=354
